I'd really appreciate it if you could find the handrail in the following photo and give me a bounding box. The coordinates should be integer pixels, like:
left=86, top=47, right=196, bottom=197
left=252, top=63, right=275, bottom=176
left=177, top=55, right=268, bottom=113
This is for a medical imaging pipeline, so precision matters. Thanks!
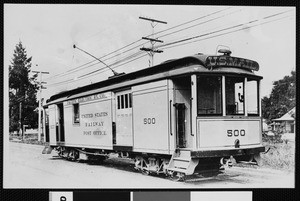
left=190, top=97, right=194, bottom=136
left=170, top=100, right=173, bottom=136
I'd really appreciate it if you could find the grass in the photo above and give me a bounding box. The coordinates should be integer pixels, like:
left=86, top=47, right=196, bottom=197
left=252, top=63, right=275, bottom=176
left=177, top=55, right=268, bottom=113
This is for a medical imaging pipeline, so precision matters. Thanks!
left=261, top=140, right=295, bottom=172
left=9, top=134, right=47, bottom=146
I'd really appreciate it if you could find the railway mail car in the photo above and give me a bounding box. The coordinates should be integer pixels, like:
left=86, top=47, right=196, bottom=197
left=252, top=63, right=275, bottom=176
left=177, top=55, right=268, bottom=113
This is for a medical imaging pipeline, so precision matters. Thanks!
left=43, top=49, right=265, bottom=179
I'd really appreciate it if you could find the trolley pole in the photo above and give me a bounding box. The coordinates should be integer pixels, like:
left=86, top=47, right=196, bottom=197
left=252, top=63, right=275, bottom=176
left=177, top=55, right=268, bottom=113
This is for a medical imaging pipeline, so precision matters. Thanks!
left=32, top=67, right=49, bottom=142
left=73, top=44, right=125, bottom=78
left=139, top=16, right=167, bottom=66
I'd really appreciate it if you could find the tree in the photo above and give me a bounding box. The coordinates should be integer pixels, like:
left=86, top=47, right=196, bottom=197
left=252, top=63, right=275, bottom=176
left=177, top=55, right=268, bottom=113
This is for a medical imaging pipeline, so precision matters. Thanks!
left=262, top=70, right=296, bottom=123
left=9, top=41, right=38, bottom=134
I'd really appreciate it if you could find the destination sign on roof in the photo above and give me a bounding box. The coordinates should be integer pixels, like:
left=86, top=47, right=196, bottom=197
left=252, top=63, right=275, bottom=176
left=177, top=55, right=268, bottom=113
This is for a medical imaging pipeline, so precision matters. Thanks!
left=205, top=56, right=259, bottom=71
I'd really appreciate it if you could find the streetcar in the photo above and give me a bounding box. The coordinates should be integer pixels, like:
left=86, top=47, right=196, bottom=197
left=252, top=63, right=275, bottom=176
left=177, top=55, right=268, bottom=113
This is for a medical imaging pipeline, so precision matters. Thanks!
left=42, top=49, right=265, bottom=180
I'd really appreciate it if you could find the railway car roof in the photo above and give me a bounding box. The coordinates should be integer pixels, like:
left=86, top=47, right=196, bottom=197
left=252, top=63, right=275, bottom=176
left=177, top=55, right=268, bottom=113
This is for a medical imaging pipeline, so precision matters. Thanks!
left=46, top=54, right=260, bottom=105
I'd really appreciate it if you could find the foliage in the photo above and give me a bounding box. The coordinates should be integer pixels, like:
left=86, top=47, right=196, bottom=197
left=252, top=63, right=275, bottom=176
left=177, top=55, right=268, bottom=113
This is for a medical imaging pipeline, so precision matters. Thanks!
left=262, top=71, right=296, bottom=123
left=261, top=141, right=295, bottom=172
left=9, top=41, right=39, bottom=132
left=262, top=132, right=283, bottom=143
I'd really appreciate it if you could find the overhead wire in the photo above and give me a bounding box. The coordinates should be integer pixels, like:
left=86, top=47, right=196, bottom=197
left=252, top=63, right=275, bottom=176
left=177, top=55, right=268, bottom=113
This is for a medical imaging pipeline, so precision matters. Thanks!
left=73, top=7, right=232, bottom=72
left=47, top=9, right=293, bottom=88
left=156, top=8, right=242, bottom=39
left=161, top=15, right=294, bottom=51
left=47, top=53, right=149, bottom=87
left=49, top=42, right=148, bottom=80
left=77, top=9, right=294, bottom=81
left=76, top=51, right=145, bottom=79
left=44, top=39, right=148, bottom=81
left=77, top=53, right=149, bottom=80
left=76, top=9, right=294, bottom=79
left=157, top=9, right=294, bottom=49
left=45, top=7, right=232, bottom=82
left=47, top=50, right=146, bottom=87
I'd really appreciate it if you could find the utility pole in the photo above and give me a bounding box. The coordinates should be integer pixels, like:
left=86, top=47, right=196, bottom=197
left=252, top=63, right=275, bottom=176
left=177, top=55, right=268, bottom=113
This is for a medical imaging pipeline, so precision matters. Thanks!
left=16, top=95, right=25, bottom=138
left=19, top=101, right=22, bottom=136
left=33, top=66, right=49, bottom=142
left=139, top=16, right=167, bottom=67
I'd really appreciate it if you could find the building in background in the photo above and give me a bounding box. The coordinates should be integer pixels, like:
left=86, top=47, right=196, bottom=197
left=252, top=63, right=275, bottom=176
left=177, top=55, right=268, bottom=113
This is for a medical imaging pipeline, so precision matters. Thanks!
left=271, top=107, right=295, bottom=133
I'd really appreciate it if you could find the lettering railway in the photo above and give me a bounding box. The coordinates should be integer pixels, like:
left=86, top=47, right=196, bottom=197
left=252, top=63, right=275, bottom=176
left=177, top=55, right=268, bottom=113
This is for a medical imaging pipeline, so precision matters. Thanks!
left=42, top=49, right=265, bottom=181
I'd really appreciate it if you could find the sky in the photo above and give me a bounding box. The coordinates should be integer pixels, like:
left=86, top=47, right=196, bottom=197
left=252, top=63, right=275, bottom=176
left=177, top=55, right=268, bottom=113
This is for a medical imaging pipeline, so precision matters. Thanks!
left=4, top=4, right=296, bottom=101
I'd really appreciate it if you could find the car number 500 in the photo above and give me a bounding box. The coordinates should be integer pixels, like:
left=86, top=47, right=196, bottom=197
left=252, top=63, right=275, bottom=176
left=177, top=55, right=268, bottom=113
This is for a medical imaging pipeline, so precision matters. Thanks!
left=227, top=129, right=245, bottom=137
left=144, top=118, right=156, bottom=124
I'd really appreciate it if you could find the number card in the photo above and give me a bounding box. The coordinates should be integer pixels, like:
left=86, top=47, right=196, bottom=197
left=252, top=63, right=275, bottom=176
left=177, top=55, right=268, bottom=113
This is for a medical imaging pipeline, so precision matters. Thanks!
left=49, top=192, right=73, bottom=201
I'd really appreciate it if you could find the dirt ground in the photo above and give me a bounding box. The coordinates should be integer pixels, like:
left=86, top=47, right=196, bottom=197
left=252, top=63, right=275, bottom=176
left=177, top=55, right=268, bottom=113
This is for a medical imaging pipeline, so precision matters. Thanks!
left=3, top=142, right=295, bottom=188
